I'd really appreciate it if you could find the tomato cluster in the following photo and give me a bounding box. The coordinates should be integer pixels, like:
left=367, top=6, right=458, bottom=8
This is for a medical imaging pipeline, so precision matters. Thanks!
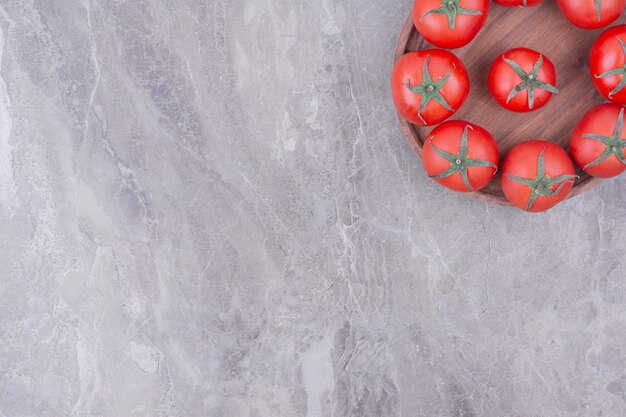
left=391, top=0, right=626, bottom=212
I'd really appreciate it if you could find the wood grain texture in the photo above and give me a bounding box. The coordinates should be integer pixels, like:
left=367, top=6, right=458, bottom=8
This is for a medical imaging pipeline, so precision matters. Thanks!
left=394, top=1, right=622, bottom=206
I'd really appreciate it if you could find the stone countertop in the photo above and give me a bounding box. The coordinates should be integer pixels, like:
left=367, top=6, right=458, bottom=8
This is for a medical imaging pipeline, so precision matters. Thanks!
left=0, top=1, right=625, bottom=416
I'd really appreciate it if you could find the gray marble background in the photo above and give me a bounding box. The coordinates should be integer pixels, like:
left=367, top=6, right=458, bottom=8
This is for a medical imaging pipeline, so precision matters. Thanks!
left=0, top=1, right=625, bottom=416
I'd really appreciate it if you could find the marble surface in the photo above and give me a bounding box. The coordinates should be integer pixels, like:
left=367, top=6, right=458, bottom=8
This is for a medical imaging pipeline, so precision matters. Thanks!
left=0, top=1, right=625, bottom=416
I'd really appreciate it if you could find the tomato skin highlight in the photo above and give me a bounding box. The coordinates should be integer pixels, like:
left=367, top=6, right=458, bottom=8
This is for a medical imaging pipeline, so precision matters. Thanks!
left=422, top=120, right=500, bottom=192
left=570, top=103, right=626, bottom=178
left=488, top=48, right=558, bottom=113
left=391, top=49, right=470, bottom=126
left=501, top=141, right=576, bottom=212
left=413, top=0, right=490, bottom=49
left=493, top=0, right=542, bottom=6
left=557, top=0, right=626, bottom=29
left=590, top=25, right=626, bottom=104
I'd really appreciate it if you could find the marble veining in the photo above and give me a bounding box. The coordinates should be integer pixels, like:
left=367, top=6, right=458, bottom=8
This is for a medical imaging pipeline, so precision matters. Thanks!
left=0, top=1, right=625, bottom=416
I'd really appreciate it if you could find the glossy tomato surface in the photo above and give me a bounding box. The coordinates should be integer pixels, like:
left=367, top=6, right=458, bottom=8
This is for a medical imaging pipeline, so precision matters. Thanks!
left=590, top=25, right=626, bottom=104
left=493, top=0, right=542, bottom=6
left=488, top=48, right=558, bottom=113
left=501, top=141, right=576, bottom=212
left=557, top=0, right=625, bottom=29
left=422, top=120, right=499, bottom=192
left=571, top=103, right=626, bottom=178
left=391, top=49, right=470, bottom=126
left=413, top=0, right=489, bottom=49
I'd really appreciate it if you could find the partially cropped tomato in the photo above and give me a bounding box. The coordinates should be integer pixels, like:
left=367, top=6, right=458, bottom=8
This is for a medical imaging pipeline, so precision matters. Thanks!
left=391, top=49, right=470, bottom=126
left=422, top=120, right=499, bottom=192
left=557, top=0, right=625, bottom=29
left=590, top=25, right=626, bottom=104
left=570, top=103, right=626, bottom=178
left=413, top=0, right=489, bottom=49
left=493, top=0, right=542, bottom=6
left=501, top=141, right=577, bottom=212
left=488, top=48, right=559, bottom=113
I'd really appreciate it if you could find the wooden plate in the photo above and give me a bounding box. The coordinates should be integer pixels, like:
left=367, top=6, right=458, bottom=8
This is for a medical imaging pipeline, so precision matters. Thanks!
left=394, top=2, right=624, bottom=206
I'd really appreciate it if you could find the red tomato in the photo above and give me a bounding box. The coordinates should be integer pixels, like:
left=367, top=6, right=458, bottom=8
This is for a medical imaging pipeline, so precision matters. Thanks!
left=488, top=48, right=559, bottom=113
left=413, top=0, right=490, bottom=49
left=501, top=141, right=577, bottom=212
left=493, top=0, right=542, bottom=6
left=590, top=25, right=626, bottom=104
left=391, top=49, right=470, bottom=126
left=557, top=0, right=625, bottom=29
left=570, top=103, right=626, bottom=178
left=423, top=120, right=499, bottom=192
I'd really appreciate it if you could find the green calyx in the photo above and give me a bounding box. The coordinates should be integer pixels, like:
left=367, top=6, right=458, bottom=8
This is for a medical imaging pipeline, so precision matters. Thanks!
left=595, top=37, right=626, bottom=98
left=405, top=55, right=455, bottom=124
left=504, top=55, right=559, bottom=110
left=582, top=107, right=626, bottom=169
left=505, top=148, right=577, bottom=211
left=429, top=125, right=498, bottom=191
left=595, top=0, right=602, bottom=21
left=419, top=0, right=483, bottom=30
